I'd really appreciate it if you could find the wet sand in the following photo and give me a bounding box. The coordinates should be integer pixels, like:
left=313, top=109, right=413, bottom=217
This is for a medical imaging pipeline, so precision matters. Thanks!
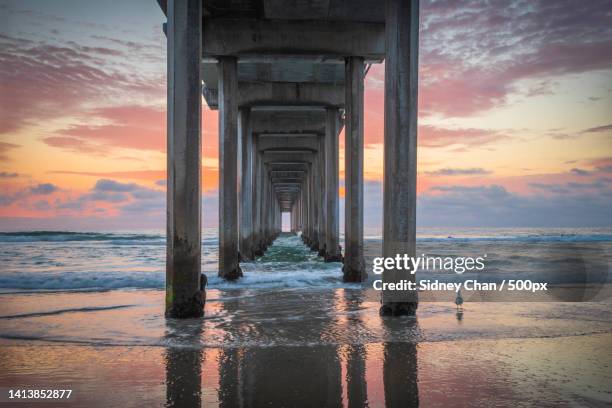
left=1, top=333, right=610, bottom=407
left=1, top=287, right=611, bottom=407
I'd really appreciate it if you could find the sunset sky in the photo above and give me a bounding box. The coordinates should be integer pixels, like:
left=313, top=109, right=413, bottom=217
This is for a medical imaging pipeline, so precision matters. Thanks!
left=1, top=0, right=611, bottom=231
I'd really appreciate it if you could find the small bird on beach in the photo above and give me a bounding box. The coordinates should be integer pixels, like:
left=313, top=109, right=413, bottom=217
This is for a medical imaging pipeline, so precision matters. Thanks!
left=455, top=289, right=464, bottom=311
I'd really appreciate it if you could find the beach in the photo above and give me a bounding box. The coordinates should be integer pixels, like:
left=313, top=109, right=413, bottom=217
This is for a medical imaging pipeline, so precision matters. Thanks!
left=1, top=229, right=611, bottom=407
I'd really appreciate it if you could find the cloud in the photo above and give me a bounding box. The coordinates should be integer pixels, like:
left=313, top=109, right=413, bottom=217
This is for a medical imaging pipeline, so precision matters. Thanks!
left=570, top=168, right=590, bottom=176
left=419, top=125, right=506, bottom=148
left=0, top=142, right=20, bottom=160
left=48, top=170, right=166, bottom=182
left=357, top=177, right=612, bottom=229
left=0, top=172, right=19, bottom=178
left=528, top=182, right=571, bottom=194
left=587, top=157, right=612, bottom=173
left=29, top=183, right=59, bottom=195
left=426, top=167, right=492, bottom=176
left=417, top=183, right=612, bottom=227
left=0, top=32, right=163, bottom=135
left=42, top=137, right=109, bottom=154
left=0, top=182, right=59, bottom=206
left=0, top=194, right=15, bottom=206
left=414, top=0, right=612, bottom=117
left=93, top=179, right=140, bottom=193
left=49, top=179, right=165, bottom=215
left=32, top=200, right=51, bottom=211
left=582, top=124, right=612, bottom=134
left=44, top=105, right=165, bottom=153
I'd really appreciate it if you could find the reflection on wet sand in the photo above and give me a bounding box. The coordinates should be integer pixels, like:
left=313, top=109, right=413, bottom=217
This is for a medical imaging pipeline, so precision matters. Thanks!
left=164, top=318, right=204, bottom=407
left=162, top=289, right=419, bottom=407
left=382, top=341, right=419, bottom=408
left=346, top=343, right=368, bottom=408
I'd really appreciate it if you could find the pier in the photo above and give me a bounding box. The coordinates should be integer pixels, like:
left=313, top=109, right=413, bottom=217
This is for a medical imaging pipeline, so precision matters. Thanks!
left=159, top=0, right=419, bottom=318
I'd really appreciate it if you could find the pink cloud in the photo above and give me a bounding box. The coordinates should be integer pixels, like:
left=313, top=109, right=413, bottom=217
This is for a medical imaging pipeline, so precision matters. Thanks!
left=45, top=105, right=165, bottom=153
left=0, top=33, right=163, bottom=135
left=0, top=142, right=20, bottom=160
left=419, top=125, right=506, bottom=148
left=415, top=0, right=612, bottom=117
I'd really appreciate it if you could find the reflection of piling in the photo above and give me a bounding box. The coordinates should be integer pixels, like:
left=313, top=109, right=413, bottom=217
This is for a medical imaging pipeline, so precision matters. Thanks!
left=346, top=344, right=368, bottom=408
left=383, top=341, right=419, bottom=408
left=164, top=317, right=205, bottom=406
left=159, top=0, right=420, bottom=317
left=165, top=347, right=203, bottom=407
left=381, top=316, right=420, bottom=407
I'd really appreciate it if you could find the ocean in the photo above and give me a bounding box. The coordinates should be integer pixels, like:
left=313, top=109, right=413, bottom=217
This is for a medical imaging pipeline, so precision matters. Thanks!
left=1, top=227, right=610, bottom=292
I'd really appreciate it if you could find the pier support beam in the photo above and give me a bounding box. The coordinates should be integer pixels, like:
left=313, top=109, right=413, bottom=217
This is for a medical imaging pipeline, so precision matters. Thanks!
left=343, top=56, right=365, bottom=282
left=218, top=56, right=243, bottom=280
left=309, top=157, right=320, bottom=251
left=165, top=0, right=203, bottom=318
left=252, top=139, right=263, bottom=256
left=317, top=134, right=327, bottom=256
left=325, top=108, right=342, bottom=262
left=239, top=108, right=254, bottom=260
left=380, top=0, right=419, bottom=316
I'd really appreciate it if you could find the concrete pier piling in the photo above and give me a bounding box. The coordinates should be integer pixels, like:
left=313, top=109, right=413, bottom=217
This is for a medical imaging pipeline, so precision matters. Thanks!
left=164, top=0, right=203, bottom=318
left=160, top=0, right=419, bottom=317
left=325, top=108, right=342, bottom=262
left=343, top=56, right=366, bottom=282
left=380, top=0, right=420, bottom=315
left=239, top=108, right=254, bottom=261
left=218, top=56, right=243, bottom=280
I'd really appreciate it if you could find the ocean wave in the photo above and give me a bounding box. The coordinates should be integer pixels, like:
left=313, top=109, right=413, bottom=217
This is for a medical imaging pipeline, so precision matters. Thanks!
left=0, top=231, right=164, bottom=243
left=0, top=231, right=222, bottom=246
left=0, top=267, right=351, bottom=292
left=0, top=305, right=133, bottom=319
left=2, top=230, right=611, bottom=244
left=0, top=272, right=165, bottom=291
left=420, top=234, right=612, bottom=243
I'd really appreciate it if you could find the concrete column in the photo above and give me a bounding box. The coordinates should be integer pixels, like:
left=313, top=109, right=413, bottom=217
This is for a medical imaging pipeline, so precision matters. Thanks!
left=307, top=163, right=315, bottom=247
left=218, top=56, right=242, bottom=280
left=306, top=173, right=311, bottom=241
left=261, top=166, right=270, bottom=249
left=252, top=142, right=263, bottom=256
left=343, top=56, right=365, bottom=282
left=262, top=162, right=269, bottom=251
left=318, top=134, right=327, bottom=257
left=380, top=0, right=419, bottom=316
left=325, top=108, right=342, bottom=262
left=165, top=0, right=203, bottom=318
left=300, top=184, right=303, bottom=234
left=302, top=173, right=308, bottom=242
left=297, top=192, right=302, bottom=232
left=276, top=200, right=281, bottom=234
left=260, top=166, right=266, bottom=249
left=239, top=108, right=254, bottom=260
left=311, top=157, right=320, bottom=251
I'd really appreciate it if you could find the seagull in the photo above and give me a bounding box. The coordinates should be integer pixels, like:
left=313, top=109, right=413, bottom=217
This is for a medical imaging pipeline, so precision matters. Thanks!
left=455, top=289, right=464, bottom=311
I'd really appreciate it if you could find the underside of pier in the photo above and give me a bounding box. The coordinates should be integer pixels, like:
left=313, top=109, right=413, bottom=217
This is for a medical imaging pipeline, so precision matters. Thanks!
left=160, top=0, right=419, bottom=318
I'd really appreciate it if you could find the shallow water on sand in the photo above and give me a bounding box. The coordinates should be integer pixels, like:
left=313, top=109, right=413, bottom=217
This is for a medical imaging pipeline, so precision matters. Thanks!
left=0, top=229, right=611, bottom=406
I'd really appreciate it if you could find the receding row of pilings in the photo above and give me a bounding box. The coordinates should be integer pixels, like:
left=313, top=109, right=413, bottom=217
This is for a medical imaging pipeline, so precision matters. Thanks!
left=163, top=0, right=419, bottom=318
left=236, top=106, right=343, bottom=266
